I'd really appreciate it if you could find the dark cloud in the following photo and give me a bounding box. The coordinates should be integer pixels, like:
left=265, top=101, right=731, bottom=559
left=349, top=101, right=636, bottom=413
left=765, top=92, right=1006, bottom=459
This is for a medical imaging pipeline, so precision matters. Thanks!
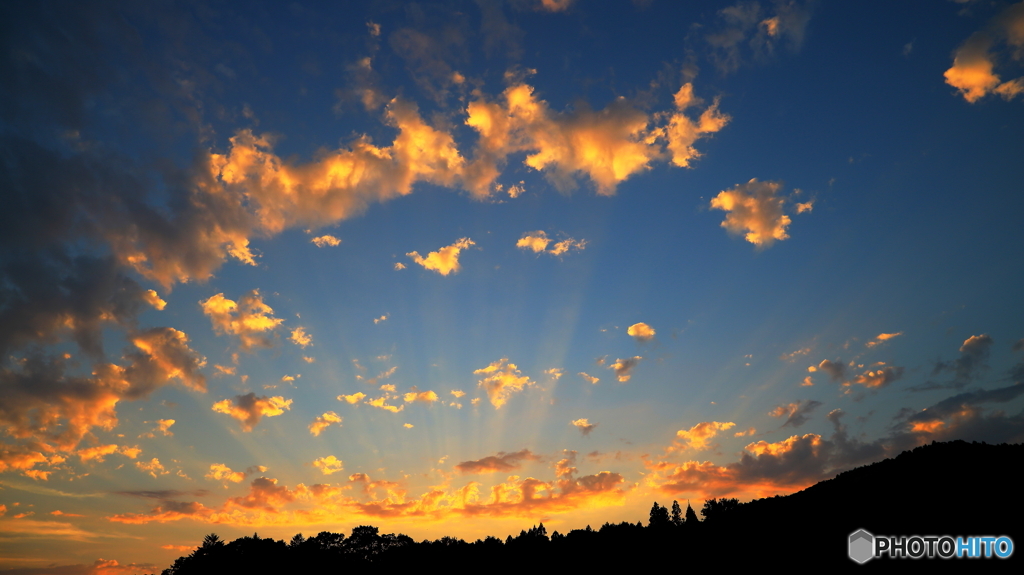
left=816, top=359, right=846, bottom=381
left=912, top=334, right=993, bottom=391
left=769, top=400, right=822, bottom=428
left=454, top=449, right=539, bottom=474
left=113, top=489, right=209, bottom=499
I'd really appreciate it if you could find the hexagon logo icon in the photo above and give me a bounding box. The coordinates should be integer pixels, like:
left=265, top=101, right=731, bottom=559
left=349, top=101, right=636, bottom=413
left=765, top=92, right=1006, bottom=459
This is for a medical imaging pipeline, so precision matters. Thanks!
left=849, top=529, right=874, bottom=564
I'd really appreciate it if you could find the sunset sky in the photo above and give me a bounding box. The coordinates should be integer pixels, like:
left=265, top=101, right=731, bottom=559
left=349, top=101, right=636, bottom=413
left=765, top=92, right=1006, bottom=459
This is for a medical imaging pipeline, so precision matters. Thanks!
left=2, top=0, right=1024, bottom=572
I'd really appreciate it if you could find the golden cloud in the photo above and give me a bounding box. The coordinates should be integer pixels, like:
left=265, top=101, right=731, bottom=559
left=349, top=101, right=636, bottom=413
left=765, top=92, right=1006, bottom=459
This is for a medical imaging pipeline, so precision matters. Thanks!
left=626, top=322, right=656, bottom=342
left=200, top=290, right=283, bottom=351
left=671, top=421, right=736, bottom=451
left=944, top=2, right=1024, bottom=104
left=516, top=231, right=586, bottom=256
left=403, top=387, right=440, bottom=404
left=571, top=418, right=597, bottom=436
left=407, top=238, right=475, bottom=275
left=308, top=412, right=343, bottom=436
left=710, top=178, right=793, bottom=247
left=313, top=456, right=344, bottom=476
left=608, top=356, right=642, bottom=382
left=865, top=332, right=903, bottom=348
left=338, top=392, right=366, bottom=404
left=310, top=235, right=342, bottom=247
left=212, top=393, right=292, bottom=431
left=474, top=358, right=535, bottom=408
left=289, top=327, right=313, bottom=348
left=578, top=371, right=599, bottom=385
left=136, top=458, right=168, bottom=478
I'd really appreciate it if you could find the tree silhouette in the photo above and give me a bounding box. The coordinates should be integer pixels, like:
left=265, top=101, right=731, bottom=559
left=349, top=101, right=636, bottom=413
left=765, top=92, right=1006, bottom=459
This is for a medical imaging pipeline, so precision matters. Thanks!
left=700, top=497, right=739, bottom=521
left=648, top=502, right=670, bottom=528
left=670, top=500, right=684, bottom=526
left=684, top=501, right=699, bottom=524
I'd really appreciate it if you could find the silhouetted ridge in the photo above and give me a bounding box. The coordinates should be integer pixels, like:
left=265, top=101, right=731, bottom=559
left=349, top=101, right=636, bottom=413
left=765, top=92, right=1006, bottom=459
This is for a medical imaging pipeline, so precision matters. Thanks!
left=161, top=441, right=1021, bottom=573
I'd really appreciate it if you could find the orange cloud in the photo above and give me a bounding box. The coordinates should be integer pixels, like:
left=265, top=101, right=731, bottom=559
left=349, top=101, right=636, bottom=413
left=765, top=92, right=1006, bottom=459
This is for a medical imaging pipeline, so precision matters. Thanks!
left=200, top=290, right=283, bottom=351
left=474, top=358, right=535, bottom=408
left=570, top=418, right=597, bottom=436
left=136, top=458, right=168, bottom=478
left=206, top=463, right=251, bottom=484
left=578, top=371, right=599, bottom=385
left=650, top=433, right=831, bottom=499
left=109, top=458, right=631, bottom=526
left=710, top=178, right=793, bottom=247
left=626, top=322, right=656, bottom=342
left=365, top=395, right=404, bottom=413
left=608, top=356, right=642, bottom=382
left=844, top=366, right=904, bottom=389
left=403, top=388, right=440, bottom=404
left=77, top=444, right=140, bottom=463
left=338, top=392, right=366, bottom=404
left=308, top=412, right=343, bottom=436
left=662, top=83, right=731, bottom=168
left=212, top=393, right=292, bottom=431
left=289, top=327, right=313, bottom=348
left=313, top=456, right=344, bottom=476
left=945, top=3, right=1024, bottom=103
left=407, top=238, right=475, bottom=275
left=310, top=235, right=342, bottom=247
left=671, top=421, right=736, bottom=451
left=516, top=231, right=586, bottom=256
left=865, top=332, right=902, bottom=348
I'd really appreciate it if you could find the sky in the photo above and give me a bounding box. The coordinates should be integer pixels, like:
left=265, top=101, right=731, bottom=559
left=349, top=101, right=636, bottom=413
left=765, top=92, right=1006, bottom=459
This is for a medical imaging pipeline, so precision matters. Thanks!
left=2, top=0, right=1024, bottom=572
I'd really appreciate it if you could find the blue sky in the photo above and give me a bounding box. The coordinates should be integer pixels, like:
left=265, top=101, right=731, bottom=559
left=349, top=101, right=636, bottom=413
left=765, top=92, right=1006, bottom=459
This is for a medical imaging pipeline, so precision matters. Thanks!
left=2, top=1, right=1023, bottom=572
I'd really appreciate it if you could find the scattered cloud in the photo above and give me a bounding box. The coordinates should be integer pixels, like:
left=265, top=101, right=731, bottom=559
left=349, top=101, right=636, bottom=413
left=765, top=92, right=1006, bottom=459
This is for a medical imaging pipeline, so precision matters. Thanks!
left=578, top=371, right=600, bottom=385
left=866, top=332, right=903, bottom=348
left=626, top=322, right=656, bottom=342
left=205, top=463, right=265, bottom=485
left=289, top=327, right=313, bottom=348
left=200, top=291, right=284, bottom=351
left=769, top=400, right=822, bottom=428
left=516, top=231, right=587, bottom=256
left=136, top=458, right=169, bottom=478
left=312, top=456, right=344, bottom=476
left=212, top=393, right=292, bottom=431
left=407, top=238, right=475, bottom=275
left=710, top=179, right=798, bottom=248
left=844, top=366, right=904, bottom=390
left=706, top=0, right=812, bottom=74
left=571, top=418, right=597, bottom=436
left=311, top=235, right=342, bottom=247
left=455, top=449, right=539, bottom=474
left=779, top=347, right=811, bottom=362
left=463, top=80, right=728, bottom=197
left=474, top=358, right=535, bottom=408
left=308, top=412, right=343, bottom=436
left=608, top=356, right=642, bottom=382
left=812, top=358, right=846, bottom=381
left=373, top=314, right=389, bottom=324
left=403, top=387, right=440, bottom=404
left=944, top=3, right=1024, bottom=102
left=365, top=395, right=404, bottom=413
left=671, top=421, right=736, bottom=451
left=338, top=392, right=367, bottom=404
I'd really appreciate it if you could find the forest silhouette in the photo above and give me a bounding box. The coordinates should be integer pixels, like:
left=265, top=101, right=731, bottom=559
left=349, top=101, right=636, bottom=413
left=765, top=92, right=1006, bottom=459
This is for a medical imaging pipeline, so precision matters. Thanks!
left=157, top=440, right=1022, bottom=573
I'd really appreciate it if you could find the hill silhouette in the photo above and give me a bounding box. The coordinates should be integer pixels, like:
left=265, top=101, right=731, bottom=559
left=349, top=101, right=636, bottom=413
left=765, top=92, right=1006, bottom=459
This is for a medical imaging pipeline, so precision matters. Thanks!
left=159, top=440, right=1021, bottom=573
